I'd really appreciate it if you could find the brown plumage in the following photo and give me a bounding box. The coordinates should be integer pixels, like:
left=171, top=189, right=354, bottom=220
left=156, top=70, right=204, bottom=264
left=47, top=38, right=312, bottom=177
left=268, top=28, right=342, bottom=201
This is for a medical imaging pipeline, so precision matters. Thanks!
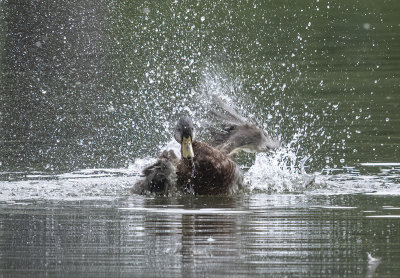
left=176, top=141, right=243, bottom=195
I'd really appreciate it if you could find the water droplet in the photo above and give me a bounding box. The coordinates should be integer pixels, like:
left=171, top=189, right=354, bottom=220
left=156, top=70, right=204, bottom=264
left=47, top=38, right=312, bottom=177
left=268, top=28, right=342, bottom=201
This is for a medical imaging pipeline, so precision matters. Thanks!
left=143, top=7, right=150, bottom=15
left=108, top=106, right=115, bottom=113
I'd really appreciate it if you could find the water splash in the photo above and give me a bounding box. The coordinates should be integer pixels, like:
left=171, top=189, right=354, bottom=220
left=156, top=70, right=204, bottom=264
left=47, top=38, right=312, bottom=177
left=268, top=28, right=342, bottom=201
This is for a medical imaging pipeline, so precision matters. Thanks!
left=1, top=65, right=398, bottom=202
left=185, top=67, right=315, bottom=193
left=244, top=136, right=316, bottom=193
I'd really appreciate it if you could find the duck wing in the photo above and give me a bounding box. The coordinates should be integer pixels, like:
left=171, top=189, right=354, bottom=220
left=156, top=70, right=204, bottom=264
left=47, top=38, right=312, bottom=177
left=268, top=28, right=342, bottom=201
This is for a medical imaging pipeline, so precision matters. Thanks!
left=207, top=96, right=279, bottom=155
left=131, top=150, right=178, bottom=195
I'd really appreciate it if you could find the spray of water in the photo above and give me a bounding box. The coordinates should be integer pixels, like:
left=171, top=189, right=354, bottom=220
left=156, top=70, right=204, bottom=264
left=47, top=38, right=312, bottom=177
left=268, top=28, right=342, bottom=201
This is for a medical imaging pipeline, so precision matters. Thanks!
left=1, top=65, right=398, bottom=202
left=244, top=138, right=316, bottom=193
left=159, top=65, right=319, bottom=193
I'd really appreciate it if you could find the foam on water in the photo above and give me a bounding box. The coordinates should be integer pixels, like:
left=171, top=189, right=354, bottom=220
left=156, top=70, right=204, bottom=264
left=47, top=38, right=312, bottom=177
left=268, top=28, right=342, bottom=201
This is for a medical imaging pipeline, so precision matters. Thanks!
left=0, top=154, right=399, bottom=202
left=243, top=141, right=398, bottom=195
left=0, top=159, right=151, bottom=202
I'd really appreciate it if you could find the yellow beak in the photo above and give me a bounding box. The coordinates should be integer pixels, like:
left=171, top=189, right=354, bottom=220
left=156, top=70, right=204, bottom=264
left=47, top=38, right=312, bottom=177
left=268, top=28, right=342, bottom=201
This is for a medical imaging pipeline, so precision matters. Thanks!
left=181, top=136, right=194, bottom=159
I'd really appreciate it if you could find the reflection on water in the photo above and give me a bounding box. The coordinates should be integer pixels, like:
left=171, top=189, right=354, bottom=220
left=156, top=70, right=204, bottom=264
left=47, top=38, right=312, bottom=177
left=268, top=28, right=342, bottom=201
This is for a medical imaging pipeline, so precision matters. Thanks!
left=1, top=194, right=399, bottom=277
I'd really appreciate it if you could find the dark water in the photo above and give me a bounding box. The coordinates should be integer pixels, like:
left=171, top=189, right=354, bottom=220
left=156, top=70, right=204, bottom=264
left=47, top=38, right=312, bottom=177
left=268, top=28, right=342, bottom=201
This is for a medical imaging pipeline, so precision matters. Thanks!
left=1, top=194, right=400, bottom=277
left=1, top=0, right=400, bottom=277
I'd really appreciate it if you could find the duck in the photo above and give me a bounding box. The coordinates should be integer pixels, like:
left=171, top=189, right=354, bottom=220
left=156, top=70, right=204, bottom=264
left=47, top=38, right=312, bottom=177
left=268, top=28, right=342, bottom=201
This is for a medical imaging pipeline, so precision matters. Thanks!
left=174, top=116, right=244, bottom=195
left=132, top=101, right=279, bottom=196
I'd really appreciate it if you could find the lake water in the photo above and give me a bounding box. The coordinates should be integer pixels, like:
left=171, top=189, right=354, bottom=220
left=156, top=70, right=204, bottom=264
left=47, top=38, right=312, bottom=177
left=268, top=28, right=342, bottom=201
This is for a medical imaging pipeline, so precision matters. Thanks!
left=1, top=1, right=399, bottom=277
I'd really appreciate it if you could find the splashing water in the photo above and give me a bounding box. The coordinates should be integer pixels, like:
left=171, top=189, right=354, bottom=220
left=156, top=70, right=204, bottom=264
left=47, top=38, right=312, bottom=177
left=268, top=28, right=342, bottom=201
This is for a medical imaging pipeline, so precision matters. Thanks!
left=146, top=66, right=319, bottom=194
left=1, top=65, right=399, bottom=202
left=244, top=136, right=315, bottom=193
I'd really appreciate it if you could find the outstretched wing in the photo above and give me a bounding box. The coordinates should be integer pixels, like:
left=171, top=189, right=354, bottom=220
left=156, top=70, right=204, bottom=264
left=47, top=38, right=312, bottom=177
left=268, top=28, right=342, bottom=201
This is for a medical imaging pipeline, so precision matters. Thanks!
left=207, top=95, right=279, bottom=155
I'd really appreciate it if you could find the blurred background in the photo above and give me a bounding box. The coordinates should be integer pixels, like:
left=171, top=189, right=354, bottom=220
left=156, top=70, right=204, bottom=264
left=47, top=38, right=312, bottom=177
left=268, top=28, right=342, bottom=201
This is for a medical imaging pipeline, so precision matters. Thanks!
left=1, top=0, right=399, bottom=174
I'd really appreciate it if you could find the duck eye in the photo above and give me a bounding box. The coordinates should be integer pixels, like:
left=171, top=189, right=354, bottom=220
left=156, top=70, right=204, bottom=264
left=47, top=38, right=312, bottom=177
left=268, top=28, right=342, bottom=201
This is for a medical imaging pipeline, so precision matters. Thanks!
left=224, top=125, right=235, bottom=132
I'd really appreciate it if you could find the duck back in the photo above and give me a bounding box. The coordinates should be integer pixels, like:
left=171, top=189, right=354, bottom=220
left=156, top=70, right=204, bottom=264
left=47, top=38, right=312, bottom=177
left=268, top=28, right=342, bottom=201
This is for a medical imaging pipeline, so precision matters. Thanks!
left=177, top=141, right=243, bottom=195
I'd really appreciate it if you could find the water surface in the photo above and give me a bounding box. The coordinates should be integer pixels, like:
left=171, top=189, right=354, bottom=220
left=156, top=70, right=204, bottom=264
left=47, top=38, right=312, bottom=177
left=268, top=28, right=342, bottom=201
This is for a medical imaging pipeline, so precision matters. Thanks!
left=1, top=192, right=400, bottom=277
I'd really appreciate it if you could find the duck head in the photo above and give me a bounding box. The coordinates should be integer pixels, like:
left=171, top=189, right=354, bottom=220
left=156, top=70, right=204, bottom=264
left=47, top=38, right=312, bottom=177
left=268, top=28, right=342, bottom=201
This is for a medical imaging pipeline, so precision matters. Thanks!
left=174, top=116, right=195, bottom=159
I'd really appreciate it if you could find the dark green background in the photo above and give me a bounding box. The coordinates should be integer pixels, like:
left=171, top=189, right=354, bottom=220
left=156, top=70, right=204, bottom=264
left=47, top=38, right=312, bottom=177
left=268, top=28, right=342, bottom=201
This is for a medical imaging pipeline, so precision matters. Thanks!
left=1, top=0, right=399, bottom=173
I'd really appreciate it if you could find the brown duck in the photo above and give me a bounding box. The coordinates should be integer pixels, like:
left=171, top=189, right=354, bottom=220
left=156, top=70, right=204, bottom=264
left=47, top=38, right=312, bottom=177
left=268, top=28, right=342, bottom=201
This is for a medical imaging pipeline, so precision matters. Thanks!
left=132, top=106, right=279, bottom=195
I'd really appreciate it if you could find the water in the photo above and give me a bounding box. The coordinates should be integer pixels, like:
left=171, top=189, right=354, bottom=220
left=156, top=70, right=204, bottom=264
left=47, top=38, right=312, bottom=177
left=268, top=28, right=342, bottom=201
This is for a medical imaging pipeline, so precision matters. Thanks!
left=1, top=0, right=400, bottom=277
left=1, top=193, right=400, bottom=277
